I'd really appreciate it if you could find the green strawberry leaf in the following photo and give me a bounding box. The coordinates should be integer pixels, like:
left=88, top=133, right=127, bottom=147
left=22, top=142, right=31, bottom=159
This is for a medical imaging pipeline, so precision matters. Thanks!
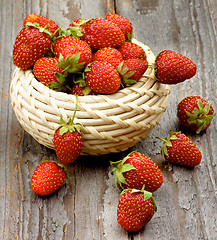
left=122, top=78, right=136, bottom=87
left=126, top=32, right=133, bottom=42
left=121, top=164, right=136, bottom=173
left=116, top=171, right=127, bottom=185
left=83, top=86, right=92, bottom=95
left=59, top=126, right=69, bottom=135
left=57, top=53, right=86, bottom=74
left=158, top=131, right=179, bottom=158
left=68, top=26, right=83, bottom=38
left=185, top=100, right=216, bottom=133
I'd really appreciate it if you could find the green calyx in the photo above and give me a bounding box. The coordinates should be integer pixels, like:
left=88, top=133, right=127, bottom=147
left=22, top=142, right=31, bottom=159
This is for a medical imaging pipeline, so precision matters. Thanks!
left=46, top=56, right=70, bottom=92
left=110, top=152, right=136, bottom=191
left=185, top=100, right=216, bottom=134
left=26, top=21, right=55, bottom=39
left=116, top=61, right=136, bottom=87
left=56, top=95, right=82, bottom=135
left=57, top=53, right=86, bottom=74
left=126, top=31, right=133, bottom=42
left=72, top=75, right=93, bottom=95
left=57, top=117, right=82, bottom=136
left=158, top=131, right=179, bottom=158
left=47, top=71, right=68, bottom=92
left=58, top=18, right=89, bottom=39
left=121, top=185, right=157, bottom=211
left=48, top=53, right=86, bottom=92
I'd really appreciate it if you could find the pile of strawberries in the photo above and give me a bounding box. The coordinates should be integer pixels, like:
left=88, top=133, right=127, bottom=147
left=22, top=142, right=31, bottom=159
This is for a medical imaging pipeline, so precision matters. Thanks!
left=12, top=13, right=216, bottom=233
left=13, top=13, right=197, bottom=95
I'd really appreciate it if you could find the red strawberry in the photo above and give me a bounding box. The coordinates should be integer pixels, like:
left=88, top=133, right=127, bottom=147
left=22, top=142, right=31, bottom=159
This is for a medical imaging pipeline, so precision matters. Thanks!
left=71, top=83, right=94, bottom=96
left=31, top=162, right=66, bottom=196
left=13, top=26, right=52, bottom=69
left=84, top=61, right=121, bottom=94
left=159, top=131, right=202, bottom=167
left=24, top=13, right=59, bottom=37
left=117, top=186, right=157, bottom=232
left=117, top=59, right=149, bottom=86
left=118, top=42, right=147, bottom=60
left=23, top=13, right=38, bottom=26
left=80, top=18, right=125, bottom=51
left=92, top=47, right=123, bottom=68
left=155, top=50, right=197, bottom=84
left=111, top=151, right=163, bottom=192
left=105, top=13, right=133, bottom=41
left=177, top=96, right=215, bottom=134
left=33, top=57, right=68, bottom=91
left=68, top=18, right=89, bottom=38
left=53, top=100, right=83, bottom=164
left=53, top=36, right=92, bottom=72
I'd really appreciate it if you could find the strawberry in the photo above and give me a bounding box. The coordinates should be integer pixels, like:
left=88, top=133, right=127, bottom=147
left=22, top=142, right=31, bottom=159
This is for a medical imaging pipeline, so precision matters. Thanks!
left=117, top=186, right=157, bottom=232
left=177, top=96, right=215, bottom=134
left=111, top=151, right=163, bottom=192
left=13, top=26, right=52, bottom=69
left=155, top=50, right=197, bottom=84
left=117, top=59, right=149, bottom=86
left=84, top=61, right=121, bottom=94
left=53, top=36, right=92, bottom=72
left=68, top=18, right=89, bottom=38
left=33, top=57, right=68, bottom=91
left=118, top=42, right=147, bottom=60
left=92, top=47, right=123, bottom=68
left=105, top=13, right=133, bottom=41
left=53, top=97, right=83, bottom=164
left=71, top=83, right=94, bottom=96
left=80, top=18, right=125, bottom=51
left=159, top=131, right=202, bottom=167
left=31, top=161, right=66, bottom=196
left=24, top=13, right=59, bottom=37
left=23, top=13, right=38, bottom=26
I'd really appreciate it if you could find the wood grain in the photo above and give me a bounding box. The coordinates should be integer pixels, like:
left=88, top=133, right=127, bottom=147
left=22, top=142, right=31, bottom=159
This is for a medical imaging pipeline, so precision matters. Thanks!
left=0, top=0, right=216, bottom=239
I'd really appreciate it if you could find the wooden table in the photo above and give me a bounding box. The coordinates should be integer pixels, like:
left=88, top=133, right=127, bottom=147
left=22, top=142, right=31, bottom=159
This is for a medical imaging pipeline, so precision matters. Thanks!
left=1, top=0, right=217, bottom=239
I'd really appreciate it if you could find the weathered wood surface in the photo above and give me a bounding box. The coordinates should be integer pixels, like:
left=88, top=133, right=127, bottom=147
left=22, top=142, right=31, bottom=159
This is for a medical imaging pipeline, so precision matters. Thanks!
left=1, top=0, right=217, bottom=239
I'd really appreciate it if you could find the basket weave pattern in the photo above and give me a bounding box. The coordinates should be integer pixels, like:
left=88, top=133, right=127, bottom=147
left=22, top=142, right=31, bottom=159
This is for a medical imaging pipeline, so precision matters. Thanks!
left=10, top=40, right=170, bottom=155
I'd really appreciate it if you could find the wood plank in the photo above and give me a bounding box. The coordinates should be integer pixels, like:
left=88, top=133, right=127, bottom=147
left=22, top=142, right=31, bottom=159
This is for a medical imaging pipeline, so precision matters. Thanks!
left=116, top=0, right=217, bottom=239
left=0, top=0, right=216, bottom=239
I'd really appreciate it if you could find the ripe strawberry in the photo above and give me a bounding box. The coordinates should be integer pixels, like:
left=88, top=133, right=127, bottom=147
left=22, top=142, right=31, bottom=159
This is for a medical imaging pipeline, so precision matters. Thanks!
left=68, top=18, right=89, bottom=38
left=84, top=61, right=121, bottom=94
left=71, top=83, right=94, bottom=96
left=118, top=42, right=147, bottom=60
left=53, top=101, right=83, bottom=164
left=159, top=131, right=202, bottom=167
left=177, top=96, right=215, bottom=134
left=13, top=26, right=51, bottom=69
left=31, top=161, right=66, bottom=196
left=105, top=13, right=133, bottom=41
left=111, top=151, right=163, bottom=192
left=92, top=47, right=123, bottom=68
left=23, top=13, right=38, bottom=26
left=155, top=50, right=197, bottom=84
left=117, top=59, right=149, bottom=86
left=81, top=18, right=125, bottom=51
left=24, top=13, right=59, bottom=37
left=53, top=36, right=92, bottom=72
left=117, top=186, right=157, bottom=232
left=33, top=57, right=68, bottom=91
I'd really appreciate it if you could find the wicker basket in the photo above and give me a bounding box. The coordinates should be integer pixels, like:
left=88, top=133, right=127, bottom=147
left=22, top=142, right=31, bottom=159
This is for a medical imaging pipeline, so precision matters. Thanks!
left=10, top=39, right=170, bottom=155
